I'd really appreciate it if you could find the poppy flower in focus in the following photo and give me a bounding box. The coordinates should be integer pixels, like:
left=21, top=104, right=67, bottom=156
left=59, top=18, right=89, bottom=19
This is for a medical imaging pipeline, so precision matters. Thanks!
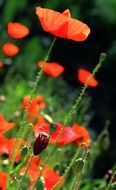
left=2, top=43, right=20, bottom=57
left=0, top=172, right=8, bottom=190
left=34, top=122, right=78, bottom=145
left=77, top=68, right=98, bottom=87
left=23, top=95, right=46, bottom=119
left=20, top=156, right=64, bottom=190
left=38, top=61, right=64, bottom=77
left=72, top=123, right=91, bottom=147
left=0, top=114, right=15, bottom=134
left=0, top=61, right=4, bottom=68
left=7, top=22, right=30, bottom=39
left=36, top=7, right=90, bottom=42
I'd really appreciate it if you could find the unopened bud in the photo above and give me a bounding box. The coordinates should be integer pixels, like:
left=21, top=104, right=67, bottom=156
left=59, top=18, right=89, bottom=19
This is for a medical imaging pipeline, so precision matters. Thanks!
left=33, top=132, right=49, bottom=155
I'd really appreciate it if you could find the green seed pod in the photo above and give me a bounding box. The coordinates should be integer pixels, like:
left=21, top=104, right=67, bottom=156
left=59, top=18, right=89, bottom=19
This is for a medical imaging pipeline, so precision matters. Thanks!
left=74, top=158, right=85, bottom=173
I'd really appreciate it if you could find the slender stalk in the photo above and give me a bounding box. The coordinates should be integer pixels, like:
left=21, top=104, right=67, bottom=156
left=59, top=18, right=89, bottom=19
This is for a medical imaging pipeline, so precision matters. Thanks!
left=73, top=172, right=83, bottom=190
left=30, top=53, right=107, bottom=189
left=7, top=36, right=57, bottom=189
left=52, top=149, right=80, bottom=190
left=17, top=154, right=34, bottom=190
left=63, top=53, right=107, bottom=126
left=72, top=144, right=88, bottom=190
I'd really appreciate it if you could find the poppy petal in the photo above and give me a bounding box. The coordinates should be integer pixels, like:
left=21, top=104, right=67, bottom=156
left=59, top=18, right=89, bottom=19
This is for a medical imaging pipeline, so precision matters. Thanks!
left=50, top=123, right=78, bottom=145
left=2, top=43, right=20, bottom=57
left=72, top=123, right=91, bottom=147
left=38, top=61, right=64, bottom=77
left=0, top=172, right=8, bottom=190
left=77, top=68, right=98, bottom=87
left=8, top=22, right=30, bottom=39
left=36, top=7, right=90, bottom=41
left=0, top=114, right=15, bottom=134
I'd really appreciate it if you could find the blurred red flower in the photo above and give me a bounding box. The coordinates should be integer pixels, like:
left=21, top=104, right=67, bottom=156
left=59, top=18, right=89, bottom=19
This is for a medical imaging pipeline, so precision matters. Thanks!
left=38, top=61, right=64, bottom=77
left=20, top=156, right=64, bottom=190
left=7, top=22, right=30, bottom=39
left=36, top=7, right=90, bottom=41
left=2, top=43, right=20, bottom=57
left=0, top=61, right=4, bottom=68
left=0, top=114, right=15, bottom=134
left=0, top=172, right=8, bottom=190
left=72, top=123, right=91, bottom=147
left=77, top=68, right=98, bottom=87
left=0, top=136, right=25, bottom=161
left=0, top=136, right=14, bottom=156
left=23, top=95, right=46, bottom=119
left=34, top=122, right=78, bottom=145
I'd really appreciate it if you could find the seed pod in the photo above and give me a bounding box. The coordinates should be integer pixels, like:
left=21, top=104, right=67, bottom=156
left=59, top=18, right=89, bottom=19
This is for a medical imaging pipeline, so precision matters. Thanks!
left=33, top=132, right=49, bottom=156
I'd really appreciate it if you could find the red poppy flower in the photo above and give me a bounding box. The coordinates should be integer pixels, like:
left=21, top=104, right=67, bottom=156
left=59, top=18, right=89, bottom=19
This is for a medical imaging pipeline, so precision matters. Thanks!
left=0, top=136, right=25, bottom=161
left=50, top=123, right=78, bottom=145
left=77, top=68, right=98, bottom=87
left=0, top=172, right=8, bottom=190
left=0, top=136, right=14, bottom=155
left=0, top=114, right=15, bottom=134
left=20, top=156, right=64, bottom=190
left=34, top=123, right=50, bottom=137
left=34, top=122, right=78, bottom=145
left=38, top=61, right=64, bottom=77
left=36, top=7, right=90, bottom=41
left=0, top=61, right=4, bottom=68
left=2, top=43, right=20, bottom=57
left=72, top=123, right=91, bottom=147
left=23, top=95, right=46, bottom=119
left=7, top=22, right=30, bottom=39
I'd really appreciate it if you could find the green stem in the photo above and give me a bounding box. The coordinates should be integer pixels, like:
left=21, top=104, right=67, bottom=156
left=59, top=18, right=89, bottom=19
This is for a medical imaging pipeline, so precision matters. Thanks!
left=63, top=53, right=106, bottom=126
left=72, top=144, right=88, bottom=190
left=30, top=53, right=107, bottom=189
left=52, top=149, right=80, bottom=190
left=17, top=154, right=34, bottom=190
left=7, top=36, right=57, bottom=189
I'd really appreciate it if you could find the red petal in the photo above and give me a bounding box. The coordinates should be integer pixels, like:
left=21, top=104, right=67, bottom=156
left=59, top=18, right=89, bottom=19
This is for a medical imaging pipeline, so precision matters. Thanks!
left=0, top=172, right=8, bottom=190
left=72, top=123, right=91, bottom=147
left=36, top=7, right=90, bottom=41
left=38, top=61, right=64, bottom=77
left=2, top=43, right=20, bottom=57
left=77, top=68, right=98, bottom=87
left=0, top=114, right=15, bottom=134
left=8, top=22, right=30, bottom=39
left=50, top=122, right=78, bottom=145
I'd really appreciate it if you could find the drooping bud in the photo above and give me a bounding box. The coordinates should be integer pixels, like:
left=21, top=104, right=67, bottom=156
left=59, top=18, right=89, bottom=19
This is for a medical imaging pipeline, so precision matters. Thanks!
left=33, top=132, right=49, bottom=156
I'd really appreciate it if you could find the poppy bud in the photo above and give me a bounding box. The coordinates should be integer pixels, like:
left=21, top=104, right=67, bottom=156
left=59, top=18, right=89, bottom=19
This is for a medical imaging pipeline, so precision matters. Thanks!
left=33, top=132, right=49, bottom=155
